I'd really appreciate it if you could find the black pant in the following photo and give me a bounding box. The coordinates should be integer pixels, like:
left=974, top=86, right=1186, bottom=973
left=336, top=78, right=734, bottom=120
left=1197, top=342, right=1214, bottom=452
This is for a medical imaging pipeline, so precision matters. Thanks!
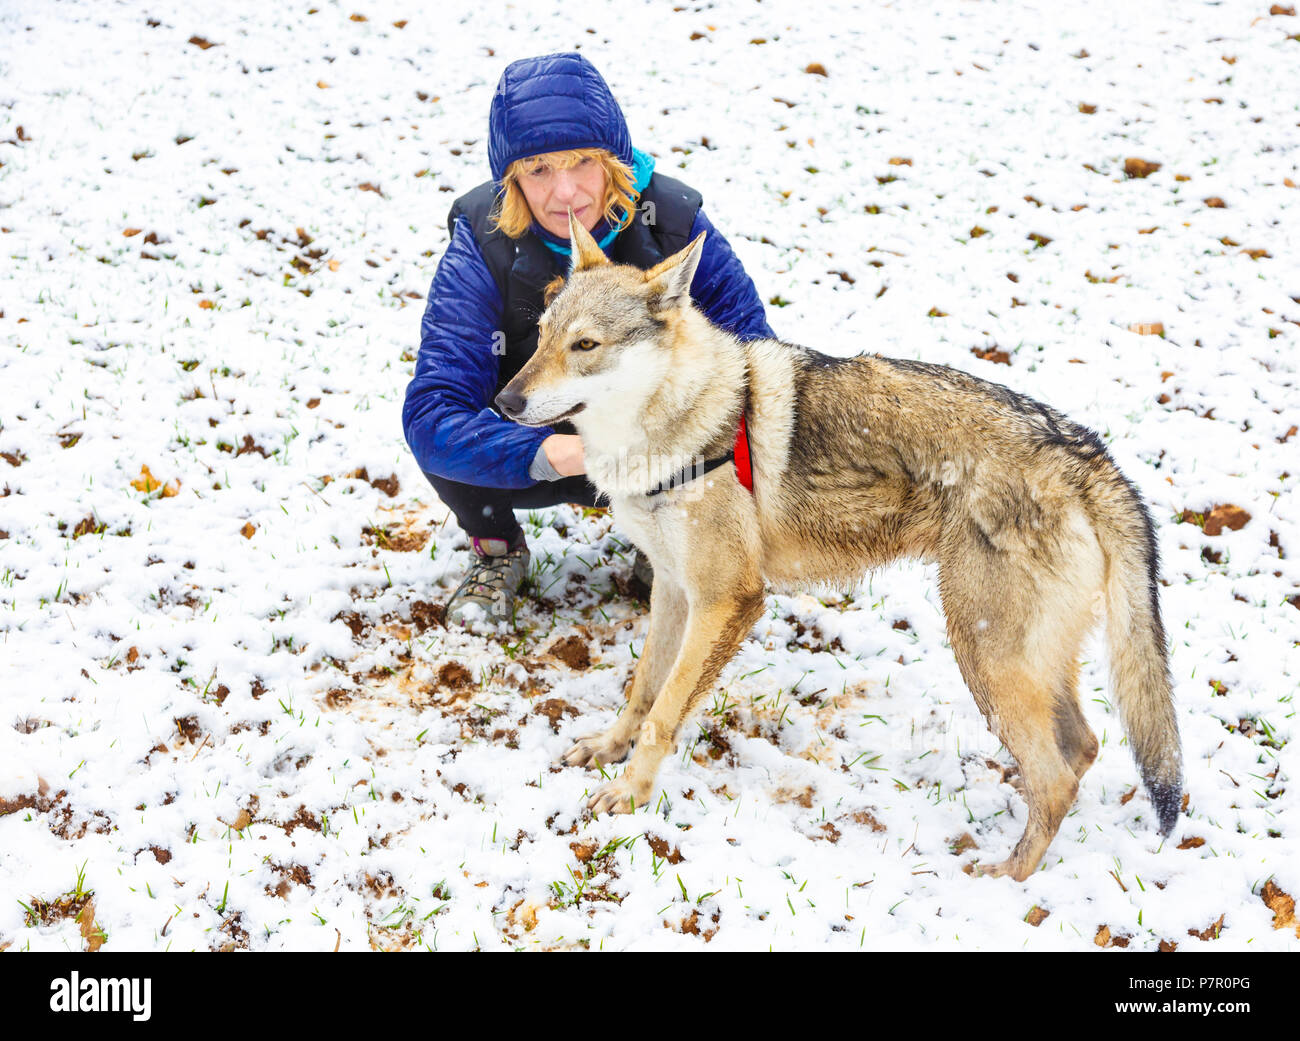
left=423, top=471, right=605, bottom=541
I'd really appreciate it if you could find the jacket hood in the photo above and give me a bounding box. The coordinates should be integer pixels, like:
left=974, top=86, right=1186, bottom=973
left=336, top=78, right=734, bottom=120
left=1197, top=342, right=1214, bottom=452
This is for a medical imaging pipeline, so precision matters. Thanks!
left=488, top=52, right=633, bottom=183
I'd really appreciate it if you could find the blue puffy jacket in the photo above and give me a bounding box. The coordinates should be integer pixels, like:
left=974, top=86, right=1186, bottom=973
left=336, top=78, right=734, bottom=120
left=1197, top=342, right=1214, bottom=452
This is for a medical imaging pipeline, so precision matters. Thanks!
left=402, top=53, right=774, bottom=490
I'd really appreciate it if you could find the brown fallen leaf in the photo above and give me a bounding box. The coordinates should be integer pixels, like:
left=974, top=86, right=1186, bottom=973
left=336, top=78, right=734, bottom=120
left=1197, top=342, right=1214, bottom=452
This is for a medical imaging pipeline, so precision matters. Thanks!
left=805, top=62, right=828, bottom=76
left=123, top=227, right=142, bottom=237
left=77, top=899, right=105, bottom=952
left=1124, top=157, right=1162, bottom=179
left=1204, top=196, right=1226, bottom=208
left=1128, top=322, right=1164, bottom=336
left=1203, top=504, right=1250, bottom=536
left=241, top=522, right=256, bottom=539
left=1025, top=905, right=1050, bottom=926
left=1188, top=913, right=1225, bottom=941
left=1260, top=880, right=1299, bottom=936
left=949, top=833, right=978, bottom=855
left=131, top=465, right=161, bottom=493
left=971, top=346, right=1011, bottom=365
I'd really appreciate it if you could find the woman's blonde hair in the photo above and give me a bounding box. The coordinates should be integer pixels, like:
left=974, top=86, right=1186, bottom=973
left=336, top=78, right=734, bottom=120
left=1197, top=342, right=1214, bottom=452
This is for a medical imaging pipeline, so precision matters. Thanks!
left=492, top=148, right=639, bottom=239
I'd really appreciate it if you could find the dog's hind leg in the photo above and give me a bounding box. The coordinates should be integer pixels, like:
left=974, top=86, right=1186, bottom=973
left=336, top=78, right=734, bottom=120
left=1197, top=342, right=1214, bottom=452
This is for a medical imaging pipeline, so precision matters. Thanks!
left=586, top=585, right=766, bottom=815
left=563, top=577, right=688, bottom=770
left=961, top=659, right=1082, bottom=882
left=941, top=544, right=1099, bottom=880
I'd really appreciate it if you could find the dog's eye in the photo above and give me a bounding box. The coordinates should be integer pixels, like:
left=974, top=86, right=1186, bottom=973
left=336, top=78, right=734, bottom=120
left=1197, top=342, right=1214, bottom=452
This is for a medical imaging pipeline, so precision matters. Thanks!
left=571, top=337, right=599, bottom=352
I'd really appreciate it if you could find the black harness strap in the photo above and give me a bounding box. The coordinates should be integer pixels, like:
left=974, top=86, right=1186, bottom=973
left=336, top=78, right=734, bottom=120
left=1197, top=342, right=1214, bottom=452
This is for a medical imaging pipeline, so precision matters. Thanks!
left=644, top=451, right=735, bottom=497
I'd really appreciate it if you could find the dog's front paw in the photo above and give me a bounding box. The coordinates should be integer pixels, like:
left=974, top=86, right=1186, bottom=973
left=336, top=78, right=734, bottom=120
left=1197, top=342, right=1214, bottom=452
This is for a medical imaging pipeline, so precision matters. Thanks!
left=562, top=731, right=632, bottom=769
left=587, top=778, right=652, bottom=816
left=974, top=857, right=1033, bottom=883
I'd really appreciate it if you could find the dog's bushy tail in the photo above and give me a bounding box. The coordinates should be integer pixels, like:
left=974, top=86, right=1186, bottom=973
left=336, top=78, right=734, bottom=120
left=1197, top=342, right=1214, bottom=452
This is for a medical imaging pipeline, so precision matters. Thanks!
left=1093, top=470, right=1183, bottom=836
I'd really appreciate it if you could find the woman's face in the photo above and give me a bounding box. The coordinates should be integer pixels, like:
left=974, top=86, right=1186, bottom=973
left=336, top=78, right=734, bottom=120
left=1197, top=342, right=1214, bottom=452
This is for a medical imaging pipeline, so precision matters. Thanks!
left=516, top=154, right=608, bottom=238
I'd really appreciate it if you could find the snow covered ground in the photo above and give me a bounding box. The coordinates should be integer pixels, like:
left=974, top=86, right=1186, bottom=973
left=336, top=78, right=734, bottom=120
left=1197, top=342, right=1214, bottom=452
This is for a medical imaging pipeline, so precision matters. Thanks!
left=0, top=0, right=1296, bottom=952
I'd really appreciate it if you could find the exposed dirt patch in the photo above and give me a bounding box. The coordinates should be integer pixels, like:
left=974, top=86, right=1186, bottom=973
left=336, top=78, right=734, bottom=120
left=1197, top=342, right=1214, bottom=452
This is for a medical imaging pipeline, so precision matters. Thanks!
left=774, top=785, right=816, bottom=808
left=410, top=600, right=445, bottom=632
left=646, top=834, right=685, bottom=864
left=674, top=907, right=719, bottom=941
left=337, top=611, right=367, bottom=638
left=533, top=698, right=578, bottom=732
left=49, top=802, right=113, bottom=841
left=215, top=911, right=250, bottom=951
left=233, top=434, right=271, bottom=458
left=438, top=661, right=473, bottom=688
left=848, top=809, right=887, bottom=833
left=348, top=467, right=400, bottom=497
left=383, top=524, right=430, bottom=552
left=547, top=635, right=591, bottom=670
left=268, top=862, right=313, bottom=898
left=570, top=840, right=599, bottom=863
left=282, top=805, right=323, bottom=835
left=1, top=782, right=65, bottom=818
left=71, top=514, right=100, bottom=538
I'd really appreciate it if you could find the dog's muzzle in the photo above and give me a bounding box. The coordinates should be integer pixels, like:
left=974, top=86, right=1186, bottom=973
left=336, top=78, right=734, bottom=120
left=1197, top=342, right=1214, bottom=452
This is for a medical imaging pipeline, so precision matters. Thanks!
left=495, top=388, right=585, bottom=426
left=495, top=388, right=526, bottom=420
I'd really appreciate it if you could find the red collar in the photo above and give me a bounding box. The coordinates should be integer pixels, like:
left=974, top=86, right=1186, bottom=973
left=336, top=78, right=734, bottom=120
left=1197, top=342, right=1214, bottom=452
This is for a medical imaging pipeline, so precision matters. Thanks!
left=733, top=411, right=754, bottom=494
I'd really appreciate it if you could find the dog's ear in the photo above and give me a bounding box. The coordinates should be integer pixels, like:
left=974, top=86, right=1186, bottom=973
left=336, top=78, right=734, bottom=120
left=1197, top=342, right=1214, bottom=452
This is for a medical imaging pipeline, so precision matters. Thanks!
left=568, top=208, right=608, bottom=272
left=645, top=231, right=707, bottom=314
left=542, top=275, right=566, bottom=307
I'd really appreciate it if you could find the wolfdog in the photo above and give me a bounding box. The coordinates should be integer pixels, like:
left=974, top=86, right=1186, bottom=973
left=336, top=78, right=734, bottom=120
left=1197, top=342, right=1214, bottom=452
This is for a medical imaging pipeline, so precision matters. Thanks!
left=495, top=212, right=1182, bottom=880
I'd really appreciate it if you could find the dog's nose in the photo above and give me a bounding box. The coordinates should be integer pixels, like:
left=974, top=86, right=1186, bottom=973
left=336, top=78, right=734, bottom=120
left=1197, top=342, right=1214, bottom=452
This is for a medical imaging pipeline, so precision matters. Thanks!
left=495, top=388, right=525, bottom=419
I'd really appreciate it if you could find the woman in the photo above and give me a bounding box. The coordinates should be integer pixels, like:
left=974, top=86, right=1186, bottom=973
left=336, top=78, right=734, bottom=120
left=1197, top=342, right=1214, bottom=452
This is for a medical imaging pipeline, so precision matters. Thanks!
left=403, top=52, right=774, bottom=626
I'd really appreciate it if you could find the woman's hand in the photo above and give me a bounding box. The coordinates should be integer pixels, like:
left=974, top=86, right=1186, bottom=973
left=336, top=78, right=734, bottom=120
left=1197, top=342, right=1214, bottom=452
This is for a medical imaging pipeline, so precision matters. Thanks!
left=542, top=433, right=586, bottom=477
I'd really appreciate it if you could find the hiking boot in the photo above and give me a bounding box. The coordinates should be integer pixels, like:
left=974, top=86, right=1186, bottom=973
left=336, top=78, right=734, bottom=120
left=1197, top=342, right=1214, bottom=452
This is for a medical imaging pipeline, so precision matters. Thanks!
left=446, top=536, right=530, bottom=628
